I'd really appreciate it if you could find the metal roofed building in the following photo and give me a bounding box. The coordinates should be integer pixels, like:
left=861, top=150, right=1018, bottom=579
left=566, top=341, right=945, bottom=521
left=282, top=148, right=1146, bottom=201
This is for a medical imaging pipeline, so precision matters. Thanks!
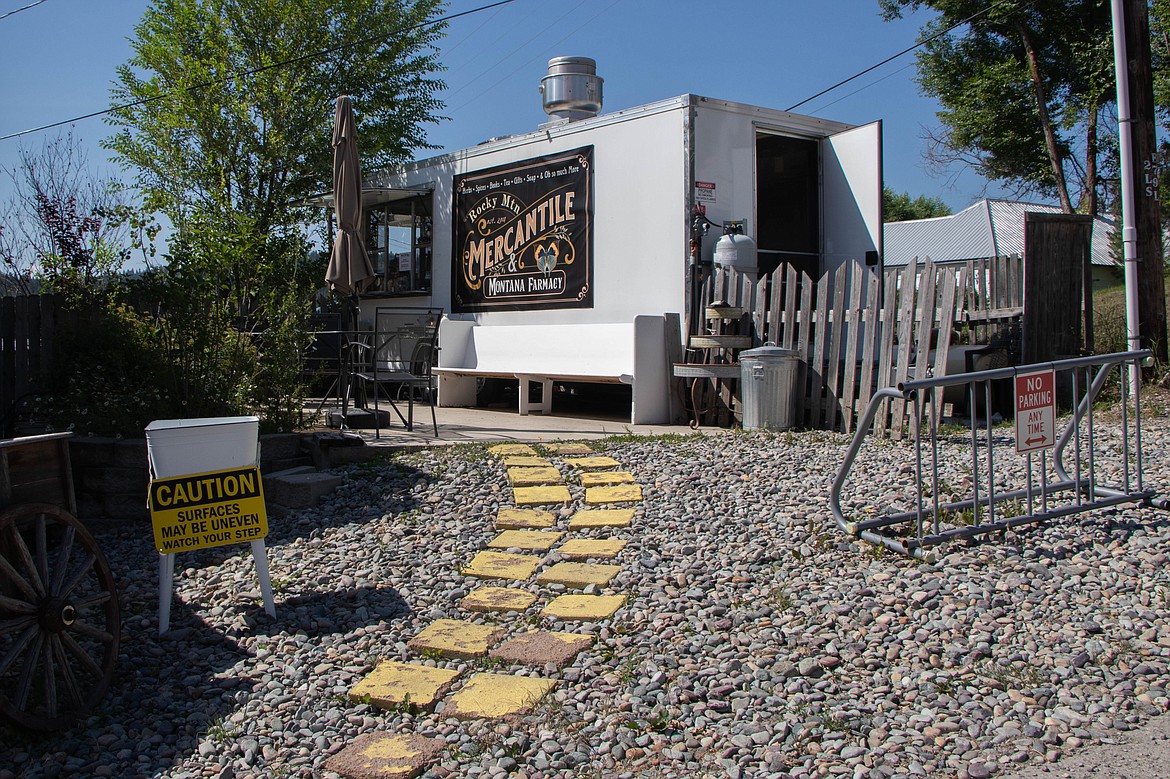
left=884, top=199, right=1118, bottom=288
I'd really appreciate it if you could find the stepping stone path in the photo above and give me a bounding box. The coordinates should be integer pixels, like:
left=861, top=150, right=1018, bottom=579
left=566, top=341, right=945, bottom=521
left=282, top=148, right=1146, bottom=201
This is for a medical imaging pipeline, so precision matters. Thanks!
left=333, top=439, right=642, bottom=778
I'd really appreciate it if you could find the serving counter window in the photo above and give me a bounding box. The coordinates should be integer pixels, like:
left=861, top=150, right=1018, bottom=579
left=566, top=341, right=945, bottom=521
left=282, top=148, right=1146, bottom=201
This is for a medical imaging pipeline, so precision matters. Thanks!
left=364, top=194, right=433, bottom=295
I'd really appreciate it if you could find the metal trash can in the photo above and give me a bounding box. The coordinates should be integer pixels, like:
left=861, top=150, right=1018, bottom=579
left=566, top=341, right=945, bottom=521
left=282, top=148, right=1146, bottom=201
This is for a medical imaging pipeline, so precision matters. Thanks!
left=740, top=343, right=800, bottom=430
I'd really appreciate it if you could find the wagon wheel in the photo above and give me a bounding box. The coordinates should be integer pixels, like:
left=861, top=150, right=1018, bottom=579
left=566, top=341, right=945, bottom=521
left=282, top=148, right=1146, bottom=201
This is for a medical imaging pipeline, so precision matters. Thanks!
left=0, top=503, right=120, bottom=731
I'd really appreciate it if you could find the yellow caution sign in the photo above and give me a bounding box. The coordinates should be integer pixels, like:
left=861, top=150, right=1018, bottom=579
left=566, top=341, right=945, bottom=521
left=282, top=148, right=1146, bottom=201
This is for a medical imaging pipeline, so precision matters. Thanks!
left=149, top=466, right=268, bottom=553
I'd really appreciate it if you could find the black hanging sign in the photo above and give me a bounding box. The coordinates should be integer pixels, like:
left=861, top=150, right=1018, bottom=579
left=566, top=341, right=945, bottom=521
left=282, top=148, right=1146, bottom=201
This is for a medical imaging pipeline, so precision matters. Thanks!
left=452, top=146, right=594, bottom=312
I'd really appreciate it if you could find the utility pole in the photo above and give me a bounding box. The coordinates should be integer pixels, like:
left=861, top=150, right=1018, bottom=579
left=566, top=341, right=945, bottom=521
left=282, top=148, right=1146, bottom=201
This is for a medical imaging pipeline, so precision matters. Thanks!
left=1122, top=0, right=1168, bottom=365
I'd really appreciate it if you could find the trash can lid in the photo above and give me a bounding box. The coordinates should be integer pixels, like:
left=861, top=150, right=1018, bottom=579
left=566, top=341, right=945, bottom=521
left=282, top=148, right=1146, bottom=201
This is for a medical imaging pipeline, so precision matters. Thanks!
left=740, top=343, right=799, bottom=361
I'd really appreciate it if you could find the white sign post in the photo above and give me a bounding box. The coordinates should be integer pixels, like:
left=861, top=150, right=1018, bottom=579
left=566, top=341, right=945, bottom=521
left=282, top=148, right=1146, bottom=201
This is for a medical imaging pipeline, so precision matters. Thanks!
left=1015, top=370, right=1056, bottom=453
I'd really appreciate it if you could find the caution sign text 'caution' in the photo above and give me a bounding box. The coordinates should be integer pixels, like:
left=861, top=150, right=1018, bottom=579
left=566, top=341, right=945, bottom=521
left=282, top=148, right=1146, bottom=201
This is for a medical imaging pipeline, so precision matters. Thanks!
left=149, top=466, right=268, bottom=553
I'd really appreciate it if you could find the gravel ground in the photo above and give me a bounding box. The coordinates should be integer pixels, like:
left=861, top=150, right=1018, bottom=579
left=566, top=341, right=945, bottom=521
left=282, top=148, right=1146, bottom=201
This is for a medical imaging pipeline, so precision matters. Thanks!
left=3, top=399, right=1170, bottom=779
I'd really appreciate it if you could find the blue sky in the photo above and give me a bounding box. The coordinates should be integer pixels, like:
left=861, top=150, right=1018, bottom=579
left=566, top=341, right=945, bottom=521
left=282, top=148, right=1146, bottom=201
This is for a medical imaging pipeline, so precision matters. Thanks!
left=0, top=0, right=1016, bottom=216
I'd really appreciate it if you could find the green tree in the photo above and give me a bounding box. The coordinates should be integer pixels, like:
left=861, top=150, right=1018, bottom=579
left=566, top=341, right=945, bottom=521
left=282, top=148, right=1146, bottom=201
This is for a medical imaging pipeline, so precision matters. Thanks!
left=94, top=0, right=447, bottom=433
left=880, top=0, right=1114, bottom=215
left=883, top=186, right=952, bottom=221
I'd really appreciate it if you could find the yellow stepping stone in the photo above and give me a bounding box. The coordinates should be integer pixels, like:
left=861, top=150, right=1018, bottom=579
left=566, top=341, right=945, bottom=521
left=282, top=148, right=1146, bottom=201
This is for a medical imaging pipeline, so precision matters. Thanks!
left=568, top=509, right=635, bottom=529
left=487, top=530, right=563, bottom=552
left=443, top=673, right=556, bottom=720
left=565, top=456, right=622, bottom=470
left=326, top=732, right=444, bottom=779
left=490, top=444, right=538, bottom=456
left=503, top=455, right=553, bottom=467
left=407, top=619, right=505, bottom=659
left=580, top=471, right=636, bottom=487
left=462, top=551, right=540, bottom=581
left=461, top=587, right=538, bottom=613
left=542, top=443, right=593, bottom=455
left=507, top=466, right=564, bottom=486
left=490, top=631, right=594, bottom=668
left=537, top=562, right=622, bottom=588
left=558, top=538, right=627, bottom=559
left=542, top=594, right=626, bottom=621
left=496, top=508, right=556, bottom=529
left=347, top=661, right=459, bottom=711
left=585, top=484, right=643, bottom=504
left=514, top=485, right=571, bottom=505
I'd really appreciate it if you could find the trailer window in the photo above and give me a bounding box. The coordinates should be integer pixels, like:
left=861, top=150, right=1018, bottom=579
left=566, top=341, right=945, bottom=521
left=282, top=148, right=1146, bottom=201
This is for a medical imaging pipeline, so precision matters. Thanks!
left=755, top=133, right=819, bottom=278
left=364, top=195, right=433, bottom=294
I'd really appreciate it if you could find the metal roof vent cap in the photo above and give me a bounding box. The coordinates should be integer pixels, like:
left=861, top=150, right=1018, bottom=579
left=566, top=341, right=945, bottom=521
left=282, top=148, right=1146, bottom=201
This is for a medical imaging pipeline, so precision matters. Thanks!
left=540, top=56, right=603, bottom=123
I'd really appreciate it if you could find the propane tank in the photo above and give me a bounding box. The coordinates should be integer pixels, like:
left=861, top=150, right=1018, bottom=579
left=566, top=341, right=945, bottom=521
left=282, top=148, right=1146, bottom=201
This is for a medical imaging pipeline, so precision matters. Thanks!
left=713, top=222, right=757, bottom=273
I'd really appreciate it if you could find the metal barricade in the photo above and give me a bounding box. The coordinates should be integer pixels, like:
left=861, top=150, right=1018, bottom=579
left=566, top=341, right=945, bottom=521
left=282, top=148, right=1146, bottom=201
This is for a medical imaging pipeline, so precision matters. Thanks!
left=831, top=350, right=1166, bottom=560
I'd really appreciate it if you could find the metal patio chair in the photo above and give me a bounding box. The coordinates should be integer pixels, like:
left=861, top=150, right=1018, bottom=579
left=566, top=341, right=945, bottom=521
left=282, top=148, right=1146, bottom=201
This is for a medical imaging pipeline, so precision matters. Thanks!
left=352, top=307, right=442, bottom=437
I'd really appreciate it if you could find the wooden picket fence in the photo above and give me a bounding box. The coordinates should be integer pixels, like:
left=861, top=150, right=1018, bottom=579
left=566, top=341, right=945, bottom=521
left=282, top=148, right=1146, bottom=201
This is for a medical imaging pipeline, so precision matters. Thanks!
left=702, top=254, right=1023, bottom=437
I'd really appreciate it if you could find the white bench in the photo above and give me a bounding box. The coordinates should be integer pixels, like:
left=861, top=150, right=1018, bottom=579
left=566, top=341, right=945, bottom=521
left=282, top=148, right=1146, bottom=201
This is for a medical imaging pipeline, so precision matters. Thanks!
left=434, top=316, right=673, bottom=424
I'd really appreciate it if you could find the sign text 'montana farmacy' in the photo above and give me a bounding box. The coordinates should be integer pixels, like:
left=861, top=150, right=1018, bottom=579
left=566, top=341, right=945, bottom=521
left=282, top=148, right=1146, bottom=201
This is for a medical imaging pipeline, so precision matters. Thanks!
left=452, top=146, right=594, bottom=312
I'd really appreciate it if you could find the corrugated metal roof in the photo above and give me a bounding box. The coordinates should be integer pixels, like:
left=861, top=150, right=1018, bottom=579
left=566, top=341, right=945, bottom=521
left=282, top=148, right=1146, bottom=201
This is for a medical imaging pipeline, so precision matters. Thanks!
left=884, top=199, right=1115, bottom=267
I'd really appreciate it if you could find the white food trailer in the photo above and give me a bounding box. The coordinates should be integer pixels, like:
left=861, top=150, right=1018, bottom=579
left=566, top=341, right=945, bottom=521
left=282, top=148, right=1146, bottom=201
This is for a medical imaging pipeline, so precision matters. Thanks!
left=347, top=57, right=882, bottom=424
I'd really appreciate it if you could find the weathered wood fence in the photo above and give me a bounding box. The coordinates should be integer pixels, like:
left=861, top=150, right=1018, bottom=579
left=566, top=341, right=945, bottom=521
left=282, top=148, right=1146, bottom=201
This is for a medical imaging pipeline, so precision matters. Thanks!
left=0, top=295, right=73, bottom=436
left=703, top=254, right=1023, bottom=437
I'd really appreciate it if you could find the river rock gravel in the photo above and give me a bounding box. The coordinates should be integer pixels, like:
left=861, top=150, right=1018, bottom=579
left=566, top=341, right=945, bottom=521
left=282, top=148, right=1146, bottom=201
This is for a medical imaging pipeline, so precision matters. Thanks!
left=3, top=401, right=1170, bottom=779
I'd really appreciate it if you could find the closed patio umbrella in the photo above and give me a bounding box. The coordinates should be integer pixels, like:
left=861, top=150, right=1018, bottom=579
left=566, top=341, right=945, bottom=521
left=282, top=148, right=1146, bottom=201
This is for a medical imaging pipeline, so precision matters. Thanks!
left=325, top=95, right=374, bottom=303
left=324, top=95, right=374, bottom=426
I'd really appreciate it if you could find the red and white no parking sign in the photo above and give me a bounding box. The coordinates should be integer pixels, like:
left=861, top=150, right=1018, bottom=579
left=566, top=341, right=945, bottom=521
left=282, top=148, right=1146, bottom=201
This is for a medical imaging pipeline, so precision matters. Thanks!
left=1015, top=369, right=1056, bottom=453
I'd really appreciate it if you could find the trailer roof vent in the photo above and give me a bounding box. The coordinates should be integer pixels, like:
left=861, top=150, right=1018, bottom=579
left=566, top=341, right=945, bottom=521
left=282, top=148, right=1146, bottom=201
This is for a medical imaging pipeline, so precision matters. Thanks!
left=540, top=56, right=603, bottom=123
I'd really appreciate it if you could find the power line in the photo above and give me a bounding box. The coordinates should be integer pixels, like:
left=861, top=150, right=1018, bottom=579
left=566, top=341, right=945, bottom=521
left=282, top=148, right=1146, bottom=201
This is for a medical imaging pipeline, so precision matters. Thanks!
left=0, top=0, right=519, bottom=142
left=786, top=0, right=1018, bottom=112
left=0, top=0, right=48, bottom=21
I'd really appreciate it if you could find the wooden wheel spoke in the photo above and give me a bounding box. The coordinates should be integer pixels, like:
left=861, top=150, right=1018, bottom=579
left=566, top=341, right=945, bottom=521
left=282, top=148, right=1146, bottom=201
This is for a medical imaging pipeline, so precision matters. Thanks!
left=72, top=591, right=112, bottom=611
left=57, top=553, right=96, bottom=601
left=0, top=593, right=36, bottom=615
left=0, top=554, right=39, bottom=603
left=35, top=515, right=49, bottom=594
left=49, top=524, right=76, bottom=597
left=67, top=618, right=114, bottom=644
left=50, top=635, right=84, bottom=708
left=59, top=630, right=104, bottom=680
left=40, top=636, right=57, bottom=719
left=5, top=523, right=46, bottom=598
left=0, top=623, right=39, bottom=676
left=0, top=616, right=37, bottom=635
left=13, top=633, right=44, bottom=711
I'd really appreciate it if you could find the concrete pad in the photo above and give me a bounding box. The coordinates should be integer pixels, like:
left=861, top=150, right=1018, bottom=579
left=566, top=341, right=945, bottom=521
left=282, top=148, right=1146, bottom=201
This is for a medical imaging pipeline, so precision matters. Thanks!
left=506, top=466, right=564, bottom=486
left=490, top=631, right=594, bottom=668
left=542, top=594, right=626, bottom=621
left=565, top=456, right=622, bottom=470
left=579, top=471, right=636, bottom=487
left=462, top=551, right=541, bottom=581
left=513, top=485, right=571, bottom=505
left=326, top=732, right=444, bottom=779
left=541, top=443, right=593, bottom=455
left=443, top=673, right=556, bottom=720
left=537, top=562, right=622, bottom=588
left=495, top=508, right=556, bottom=529
left=502, top=455, right=553, bottom=467
left=558, top=538, right=627, bottom=559
left=408, top=619, right=505, bottom=659
left=568, top=509, right=635, bottom=529
left=348, top=661, right=459, bottom=711
left=487, top=530, right=563, bottom=552
left=461, top=587, right=538, bottom=613
left=585, top=484, right=643, bottom=504
left=490, top=444, right=538, bottom=455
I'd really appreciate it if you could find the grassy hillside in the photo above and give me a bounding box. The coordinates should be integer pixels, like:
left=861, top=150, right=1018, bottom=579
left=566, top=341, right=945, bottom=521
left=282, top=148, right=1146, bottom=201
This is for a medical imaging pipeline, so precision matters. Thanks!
left=1093, top=272, right=1170, bottom=359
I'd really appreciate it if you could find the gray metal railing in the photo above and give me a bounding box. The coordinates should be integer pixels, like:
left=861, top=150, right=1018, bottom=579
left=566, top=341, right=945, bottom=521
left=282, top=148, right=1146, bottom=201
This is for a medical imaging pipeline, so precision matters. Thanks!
left=831, top=350, right=1165, bottom=560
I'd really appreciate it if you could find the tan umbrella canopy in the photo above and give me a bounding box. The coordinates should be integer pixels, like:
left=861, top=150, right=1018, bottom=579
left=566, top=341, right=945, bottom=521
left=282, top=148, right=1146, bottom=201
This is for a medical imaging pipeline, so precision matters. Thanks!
left=325, top=95, right=374, bottom=302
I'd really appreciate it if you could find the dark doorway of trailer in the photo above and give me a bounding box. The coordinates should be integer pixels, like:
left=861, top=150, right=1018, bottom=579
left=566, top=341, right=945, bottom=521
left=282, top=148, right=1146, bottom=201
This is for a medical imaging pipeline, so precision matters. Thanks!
left=755, top=132, right=820, bottom=280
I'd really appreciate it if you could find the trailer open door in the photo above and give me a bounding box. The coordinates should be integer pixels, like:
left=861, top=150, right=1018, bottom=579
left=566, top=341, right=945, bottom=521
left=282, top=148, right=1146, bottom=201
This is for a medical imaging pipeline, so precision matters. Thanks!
left=823, top=120, right=882, bottom=279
